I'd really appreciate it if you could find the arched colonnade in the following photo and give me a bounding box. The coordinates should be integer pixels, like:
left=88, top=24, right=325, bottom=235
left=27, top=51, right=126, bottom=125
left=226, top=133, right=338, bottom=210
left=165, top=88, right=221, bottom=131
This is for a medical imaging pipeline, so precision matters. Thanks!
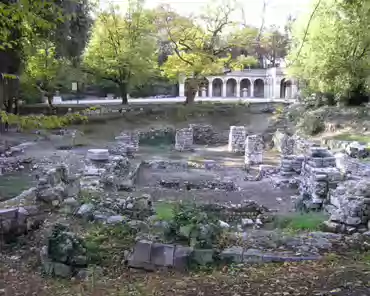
left=182, top=76, right=295, bottom=99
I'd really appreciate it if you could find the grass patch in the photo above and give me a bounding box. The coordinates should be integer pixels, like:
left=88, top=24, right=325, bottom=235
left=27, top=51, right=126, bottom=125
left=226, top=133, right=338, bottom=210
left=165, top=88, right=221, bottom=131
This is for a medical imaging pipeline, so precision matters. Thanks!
left=154, top=201, right=175, bottom=221
left=84, top=223, right=136, bottom=266
left=273, top=212, right=328, bottom=232
left=332, top=133, right=370, bottom=143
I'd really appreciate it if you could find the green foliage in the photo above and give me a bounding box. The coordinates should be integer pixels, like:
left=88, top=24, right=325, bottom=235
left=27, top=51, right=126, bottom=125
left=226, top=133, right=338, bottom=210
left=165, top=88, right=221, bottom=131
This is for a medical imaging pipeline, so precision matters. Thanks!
left=0, top=110, right=88, bottom=131
left=154, top=202, right=176, bottom=221
left=297, top=109, right=325, bottom=135
left=157, top=3, right=257, bottom=102
left=84, top=224, right=135, bottom=265
left=83, top=2, right=158, bottom=103
left=158, top=202, right=223, bottom=249
left=273, top=212, right=327, bottom=232
left=22, top=40, right=81, bottom=103
left=288, top=0, right=370, bottom=105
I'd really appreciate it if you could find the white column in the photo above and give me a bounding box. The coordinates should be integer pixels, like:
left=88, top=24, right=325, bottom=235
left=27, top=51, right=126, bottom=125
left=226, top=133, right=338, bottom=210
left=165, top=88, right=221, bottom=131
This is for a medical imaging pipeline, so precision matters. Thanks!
left=274, top=78, right=281, bottom=99
left=291, top=80, right=298, bottom=100
left=263, top=80, right=267, bottom=98
left=179, top=82, right=185, bottom=97
left=236, top=80, right=241, bottom=97
left=179, top=75, right=185, bottom=97
left=208, top=78, right=213, bottom=97
left=222, top=80, right=227, bottom=97
left=250, top=80, right=254, bottom=98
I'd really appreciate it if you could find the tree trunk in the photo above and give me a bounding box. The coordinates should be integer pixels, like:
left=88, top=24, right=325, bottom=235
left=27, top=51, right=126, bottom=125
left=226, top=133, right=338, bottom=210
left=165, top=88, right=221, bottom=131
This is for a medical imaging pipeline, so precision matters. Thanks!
left=119, top=83, right=128, bottom=105
left=185, top=89, right=196, bottom=104
left=47, top=94, right=54, bottom=108
left=184, top=78, right=198, bottom=104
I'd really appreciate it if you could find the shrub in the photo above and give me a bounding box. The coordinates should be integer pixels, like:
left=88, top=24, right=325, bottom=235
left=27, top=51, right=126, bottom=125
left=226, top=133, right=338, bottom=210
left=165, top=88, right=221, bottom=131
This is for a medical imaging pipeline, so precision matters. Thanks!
left=297, top=110, right=325, bottom=135
left=158, top=202, right=223, bottom=249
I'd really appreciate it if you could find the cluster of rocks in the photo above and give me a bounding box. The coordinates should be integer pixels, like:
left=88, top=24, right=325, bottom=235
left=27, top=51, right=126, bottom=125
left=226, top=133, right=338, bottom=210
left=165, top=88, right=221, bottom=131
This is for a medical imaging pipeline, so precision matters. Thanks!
left=323, top=138, right=370, bottom=159
left=0, top=206, right=44, bottom=242
left=325, top=180, right=370, bottom=233
left=36, top=164, right=80, bottom=206
left=81, top=149, right=136, bottom=192
left=335, top=152, right=370, bottom=177
left=75, top=193, right=153, bottom=223
left=0, top=142, right=34, bottom=174
left=175, top=127, right=193, bottom=151
left=40, top=223, right=90, bottom=278
left=112, top=132, right=139, bottom=157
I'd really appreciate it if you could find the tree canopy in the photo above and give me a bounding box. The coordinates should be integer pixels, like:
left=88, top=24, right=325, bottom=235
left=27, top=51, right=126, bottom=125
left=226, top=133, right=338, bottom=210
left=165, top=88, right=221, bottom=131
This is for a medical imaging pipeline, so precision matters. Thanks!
left=287, top=0, right=370, bottom=105
left=83, top=1, right=158, bottom=104
left=158, top=2, right=257, bottom=103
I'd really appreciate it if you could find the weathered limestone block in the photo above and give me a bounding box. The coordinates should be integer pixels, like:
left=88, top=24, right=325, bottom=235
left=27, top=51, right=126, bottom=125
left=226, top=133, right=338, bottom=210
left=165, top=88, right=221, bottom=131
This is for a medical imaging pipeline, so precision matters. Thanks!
left=228, top=126, right=246, bottom=153
left=86, top=149, right=109, bottom=161
left=245, top=135, right=264, bottom=165
left=175, top=128, right=193, bottom=151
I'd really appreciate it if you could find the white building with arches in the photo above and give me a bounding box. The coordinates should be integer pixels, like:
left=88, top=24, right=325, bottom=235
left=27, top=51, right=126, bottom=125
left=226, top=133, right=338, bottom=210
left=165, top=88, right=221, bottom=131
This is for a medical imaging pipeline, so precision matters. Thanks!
left=179, top=67, right=299, bottom=99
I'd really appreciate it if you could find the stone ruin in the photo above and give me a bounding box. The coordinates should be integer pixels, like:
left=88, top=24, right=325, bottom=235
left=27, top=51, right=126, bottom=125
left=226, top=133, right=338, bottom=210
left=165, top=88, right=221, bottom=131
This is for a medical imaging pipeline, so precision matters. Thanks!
left=175, top=127, right=193, bottom=151
left=228, top=126, right=246, bottom=153
left=113, top=131, right=139, bottom=156
left=245, top=135, right=264, bottom=165
left=299, top=147, right=342, bottom=210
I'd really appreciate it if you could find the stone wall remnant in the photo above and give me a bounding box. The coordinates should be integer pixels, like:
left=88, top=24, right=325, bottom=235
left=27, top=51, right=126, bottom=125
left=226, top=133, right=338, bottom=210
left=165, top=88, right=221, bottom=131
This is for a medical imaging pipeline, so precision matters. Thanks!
left=299, top=147, right=342, bottom=209
left=175, top=128, right=193, bottom=151
left=114, top=132, right=139, bottom=156
left=228, top=126, right=246, bottom=153
left=326, top=180, right=370, bottom=233
left=280, top=155, right=305, bottom=177
left=245, top=135, right=264, bottom=165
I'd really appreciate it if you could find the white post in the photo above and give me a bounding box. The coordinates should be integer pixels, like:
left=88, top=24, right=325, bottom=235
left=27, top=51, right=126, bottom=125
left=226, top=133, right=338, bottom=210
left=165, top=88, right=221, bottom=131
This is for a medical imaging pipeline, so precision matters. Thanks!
left=236, top=81, right=241, bottom=97
left=250, top=80, right=254, bottom=98
left=201, top=87, right=207, bottom=97
left=222, top=80, right=227, bottom=97
left=274, top=78, right=281, bottom=99
left=208, top=78, right=213, bottom=97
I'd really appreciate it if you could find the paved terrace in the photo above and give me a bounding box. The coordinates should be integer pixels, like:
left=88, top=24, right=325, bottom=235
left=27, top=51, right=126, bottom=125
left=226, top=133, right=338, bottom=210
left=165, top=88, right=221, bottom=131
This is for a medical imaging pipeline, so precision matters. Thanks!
left=52, top=96, right=295, bottom=106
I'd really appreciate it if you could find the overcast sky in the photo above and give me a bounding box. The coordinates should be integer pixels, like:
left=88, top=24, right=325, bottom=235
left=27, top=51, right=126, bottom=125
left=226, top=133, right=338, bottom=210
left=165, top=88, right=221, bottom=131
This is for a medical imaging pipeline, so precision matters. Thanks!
left=102, top=0, right=311, bottom=29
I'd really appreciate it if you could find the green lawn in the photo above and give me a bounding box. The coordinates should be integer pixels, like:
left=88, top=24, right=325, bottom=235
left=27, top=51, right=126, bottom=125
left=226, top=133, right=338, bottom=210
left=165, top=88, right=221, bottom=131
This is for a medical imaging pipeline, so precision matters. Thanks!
left=331, top=133, right=370, bottom=143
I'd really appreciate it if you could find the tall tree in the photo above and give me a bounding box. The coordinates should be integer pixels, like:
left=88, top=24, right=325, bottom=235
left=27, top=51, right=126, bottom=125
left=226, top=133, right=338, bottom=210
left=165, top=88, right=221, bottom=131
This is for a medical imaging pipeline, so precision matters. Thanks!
left=158, top=2, right=256, bottom=104
left=287, top=0, right=370, bottom=105
left=83, top=1, right=158, bottom=104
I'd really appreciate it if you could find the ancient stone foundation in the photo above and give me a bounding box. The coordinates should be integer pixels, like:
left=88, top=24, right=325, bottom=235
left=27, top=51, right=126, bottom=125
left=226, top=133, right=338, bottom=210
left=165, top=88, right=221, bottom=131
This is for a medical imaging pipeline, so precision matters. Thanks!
left=280, top=155, right=305, bottom=177
left=175, top=128, right=193, bottom=151
left=114, top=132, right=139, bottom=156
left=245, top=135, right=263, bottom=165
left=326, top=180, right=370, bottom=233
left=299, top=147, right=342, bottom=209
left=228, top=126, right=246, bottom=153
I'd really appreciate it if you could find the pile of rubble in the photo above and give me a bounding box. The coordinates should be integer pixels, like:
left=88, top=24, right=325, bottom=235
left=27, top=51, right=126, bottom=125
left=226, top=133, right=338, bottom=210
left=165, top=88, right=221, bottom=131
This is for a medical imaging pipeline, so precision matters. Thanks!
left=0, top=206, right=44, bottom=242
left=325, top=180, right=370, bottom=233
